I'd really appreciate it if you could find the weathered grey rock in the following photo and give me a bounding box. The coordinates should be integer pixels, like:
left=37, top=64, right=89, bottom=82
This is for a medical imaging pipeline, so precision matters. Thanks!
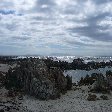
left=0, top=72, right=6, bottom=87
left=66, top=75, right=72, bottom=90
left=91, top=73, right=109, bottom=93
left=106, top=71, right=112, bottom=90
left=5, top=59, right=68, bottom=100
left=107, top=76, right=112, bottom=90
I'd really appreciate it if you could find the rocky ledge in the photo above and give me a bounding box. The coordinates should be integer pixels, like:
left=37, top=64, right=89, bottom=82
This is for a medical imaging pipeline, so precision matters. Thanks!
left=5, top=58, right=72, bottom=100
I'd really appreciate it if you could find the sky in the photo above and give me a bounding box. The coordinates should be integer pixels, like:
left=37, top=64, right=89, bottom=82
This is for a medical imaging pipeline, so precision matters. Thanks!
left=0, top=0, right=112, bottom=56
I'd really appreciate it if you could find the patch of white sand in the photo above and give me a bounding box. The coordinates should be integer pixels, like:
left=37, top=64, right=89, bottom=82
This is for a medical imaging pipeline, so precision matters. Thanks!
left=22, top=86, right=112, bottom=112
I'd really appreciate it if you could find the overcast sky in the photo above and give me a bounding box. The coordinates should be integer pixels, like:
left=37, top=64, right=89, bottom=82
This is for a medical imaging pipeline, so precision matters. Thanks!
left=0, top=0, right=112, bottom=56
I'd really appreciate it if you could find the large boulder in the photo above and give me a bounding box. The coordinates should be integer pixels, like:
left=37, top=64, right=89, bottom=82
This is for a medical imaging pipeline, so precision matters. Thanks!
left=5, top=59, right=68, bottom=100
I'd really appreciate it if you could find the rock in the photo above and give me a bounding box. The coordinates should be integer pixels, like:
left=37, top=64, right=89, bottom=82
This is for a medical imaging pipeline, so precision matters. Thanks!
left=90, top=73, right=109, bottom=93
left=0, top=72, right=5, bottom=87
left=5, top=59, right=68, bottom=100
left=78, top=74, right=97, bottom=86
left=7, top=90, right=15, bottom=97
left=87, top=94, right=97, bottom=101
left=18, top=95, right=23, bottom=100
left=106, top=71, right=112, bottom=90
left=0, top=109, right=4, bottom=112
left=66, top=75, right=72, bottom=90
left=100, top=95, right=108, bottom=100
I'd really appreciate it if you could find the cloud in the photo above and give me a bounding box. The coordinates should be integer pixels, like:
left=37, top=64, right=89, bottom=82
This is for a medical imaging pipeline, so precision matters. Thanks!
left=0, top=9, right=15, bottom=15
left=68, top=13, right=112, bottom=41
left=93, top=0, right=112, bottom=4
left=0, top=0, right=112, bottom=56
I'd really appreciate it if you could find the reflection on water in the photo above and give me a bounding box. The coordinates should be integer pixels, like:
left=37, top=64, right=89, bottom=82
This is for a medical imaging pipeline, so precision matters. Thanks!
left=64, top=66, right=112, bottom=83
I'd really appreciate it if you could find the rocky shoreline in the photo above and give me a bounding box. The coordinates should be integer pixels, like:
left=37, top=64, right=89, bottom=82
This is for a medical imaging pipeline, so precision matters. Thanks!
left=0, top=57, right=112, bottom=112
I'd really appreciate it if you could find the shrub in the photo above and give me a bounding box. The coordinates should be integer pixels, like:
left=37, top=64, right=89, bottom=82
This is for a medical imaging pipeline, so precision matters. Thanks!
left=87, top=94, right=97, bottom=101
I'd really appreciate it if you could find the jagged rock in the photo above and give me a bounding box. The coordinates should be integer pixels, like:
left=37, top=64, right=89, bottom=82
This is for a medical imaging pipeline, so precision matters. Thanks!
left=107, top=76, right=112, bottom=90
left=0, top=72, right=6, bottom=88
left=90, top=73, right=109, bottom=93
left=106, top=71, right=112, bottom=90
left=66, top=75, right=72, bottom=90
left=5, top=59, right=68, bottom=100
left=78, top=73, right=97, bottom=86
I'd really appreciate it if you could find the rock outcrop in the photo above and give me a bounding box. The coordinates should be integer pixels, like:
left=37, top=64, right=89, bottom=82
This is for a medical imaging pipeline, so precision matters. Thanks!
left=106, top=71, right=112, bottom=90
left=5, top=58, right=68, bottom=100
left=90, top=73, right=110, bottom=93
left=0, top=72, right=6, bottom=87
left=66, top=75, right=72, bottom=90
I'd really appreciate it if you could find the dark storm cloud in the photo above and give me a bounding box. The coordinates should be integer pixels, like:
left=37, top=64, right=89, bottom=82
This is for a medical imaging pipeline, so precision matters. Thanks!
left=68, top=12, right=112, bottom=42
left=0, top=9, right=15, bottom=15
left=93, top=0, right=112, bottom=4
